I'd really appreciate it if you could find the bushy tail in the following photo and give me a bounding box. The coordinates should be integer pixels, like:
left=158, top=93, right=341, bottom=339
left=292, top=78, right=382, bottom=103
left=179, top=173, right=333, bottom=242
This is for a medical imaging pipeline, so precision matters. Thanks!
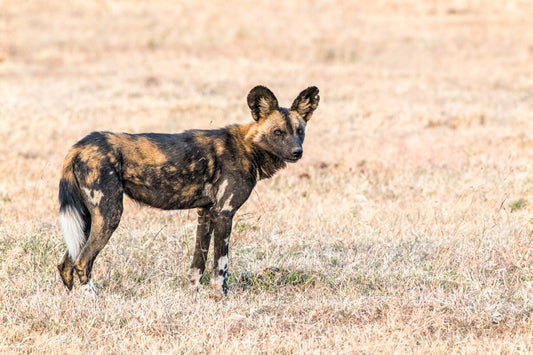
left=59, top=151, right=90, bottom=261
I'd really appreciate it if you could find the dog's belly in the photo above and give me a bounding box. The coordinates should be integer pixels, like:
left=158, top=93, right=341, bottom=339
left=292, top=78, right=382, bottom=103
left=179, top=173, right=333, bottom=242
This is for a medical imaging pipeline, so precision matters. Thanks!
left=122, top=164, right=215, bottom=210
left=124, top=180, right=214, bottom=210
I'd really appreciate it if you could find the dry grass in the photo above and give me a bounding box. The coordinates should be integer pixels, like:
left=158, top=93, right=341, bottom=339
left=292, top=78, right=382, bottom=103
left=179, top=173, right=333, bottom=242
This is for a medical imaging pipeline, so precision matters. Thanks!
left=1, top=0, right=533, bottom=353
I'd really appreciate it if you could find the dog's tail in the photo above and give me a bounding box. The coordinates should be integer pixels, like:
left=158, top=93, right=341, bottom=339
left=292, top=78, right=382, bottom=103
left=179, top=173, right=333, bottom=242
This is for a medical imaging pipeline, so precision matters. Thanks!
left=58, top=149, right=90, bottom=261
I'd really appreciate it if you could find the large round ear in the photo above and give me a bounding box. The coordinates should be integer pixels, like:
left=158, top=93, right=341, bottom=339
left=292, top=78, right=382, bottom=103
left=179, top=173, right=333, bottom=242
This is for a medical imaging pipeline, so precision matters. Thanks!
left=247, top=86, right=279, bottom=121
left=290, top=86, right=320, bottom=122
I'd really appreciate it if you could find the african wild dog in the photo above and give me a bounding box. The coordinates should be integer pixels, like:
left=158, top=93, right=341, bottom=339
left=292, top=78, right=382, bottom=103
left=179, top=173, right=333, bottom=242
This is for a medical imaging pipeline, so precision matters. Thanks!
left=57, top=85, right=319, bottom=296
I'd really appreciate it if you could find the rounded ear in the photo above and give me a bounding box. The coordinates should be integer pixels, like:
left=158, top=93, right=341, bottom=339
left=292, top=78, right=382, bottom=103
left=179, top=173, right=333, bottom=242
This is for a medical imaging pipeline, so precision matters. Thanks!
left=247, top=86, right=279, bottom=121
left=290, top=86, right=320, bottom=122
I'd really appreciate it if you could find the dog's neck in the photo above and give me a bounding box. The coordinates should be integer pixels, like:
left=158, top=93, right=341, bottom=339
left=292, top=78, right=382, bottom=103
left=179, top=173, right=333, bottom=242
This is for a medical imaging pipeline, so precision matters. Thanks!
left=231, top=122, right=286, bottom=181
left=251, top=147, right=286, bottom=180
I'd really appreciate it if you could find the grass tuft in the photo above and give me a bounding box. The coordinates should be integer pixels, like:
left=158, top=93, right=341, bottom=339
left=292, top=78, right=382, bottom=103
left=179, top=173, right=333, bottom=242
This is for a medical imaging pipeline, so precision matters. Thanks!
left=509, top=198, right=528, bottom=212
left=235, top=267, right=327, bottom=292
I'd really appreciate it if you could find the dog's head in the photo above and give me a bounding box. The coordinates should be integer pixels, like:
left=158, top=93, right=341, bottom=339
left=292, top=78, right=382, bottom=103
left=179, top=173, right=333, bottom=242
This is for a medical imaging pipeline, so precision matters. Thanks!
left=247, top=86, right=319, bottom=162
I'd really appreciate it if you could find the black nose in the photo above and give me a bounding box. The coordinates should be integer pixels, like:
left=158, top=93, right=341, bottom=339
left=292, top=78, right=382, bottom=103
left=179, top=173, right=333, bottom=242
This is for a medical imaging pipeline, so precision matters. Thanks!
left=291, top=148, right=303, bottom=159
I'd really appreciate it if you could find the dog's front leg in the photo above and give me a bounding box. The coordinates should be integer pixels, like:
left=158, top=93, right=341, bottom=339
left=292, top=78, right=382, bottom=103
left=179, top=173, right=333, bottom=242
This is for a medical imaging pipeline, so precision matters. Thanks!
left=210, top=213, right=233, bottom=296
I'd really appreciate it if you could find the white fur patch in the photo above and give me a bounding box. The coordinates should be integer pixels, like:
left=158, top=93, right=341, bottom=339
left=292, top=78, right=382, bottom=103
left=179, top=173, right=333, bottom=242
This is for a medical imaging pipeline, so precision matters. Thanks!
left=259, top=97, right=271, bottom=114
left=210, top=256, right=229, bottom=290
left=187, top=268, right=203, bottom=286
left=216, top=181, right=235, bottom=212
left=60, top=206, right=85, bottom=260
left=291, top=114, right=306, bottom=133
left=221, top=193, right=234, bottom=212
left=216, top=180, right=228, bottom=201
left=217, top=180, right=233, bottom=212
left=218, top=255, right=229, bottom=273
left=203, top=183, right=215, bottom=199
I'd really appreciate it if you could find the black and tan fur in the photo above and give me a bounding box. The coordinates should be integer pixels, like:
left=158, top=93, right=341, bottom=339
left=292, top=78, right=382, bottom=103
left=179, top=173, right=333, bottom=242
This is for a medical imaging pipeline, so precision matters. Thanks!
left=57, top=85, right=319, bottom=296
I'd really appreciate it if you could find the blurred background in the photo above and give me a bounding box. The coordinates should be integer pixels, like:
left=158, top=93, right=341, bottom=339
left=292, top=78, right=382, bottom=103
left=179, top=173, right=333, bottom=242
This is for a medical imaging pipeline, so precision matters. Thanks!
left=1, top=0, right=533, bottom=242
left=2, top=0, right=533, bottom=253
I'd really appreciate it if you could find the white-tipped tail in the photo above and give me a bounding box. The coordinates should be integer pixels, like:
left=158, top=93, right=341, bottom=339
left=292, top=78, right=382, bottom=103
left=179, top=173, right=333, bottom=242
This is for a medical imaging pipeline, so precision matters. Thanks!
left=60, top=206, right=86, bottom=260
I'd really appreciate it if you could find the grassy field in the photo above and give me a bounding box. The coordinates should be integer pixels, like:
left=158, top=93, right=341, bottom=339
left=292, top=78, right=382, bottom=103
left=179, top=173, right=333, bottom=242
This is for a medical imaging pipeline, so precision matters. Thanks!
left=1, top=0, right=533, bottom=353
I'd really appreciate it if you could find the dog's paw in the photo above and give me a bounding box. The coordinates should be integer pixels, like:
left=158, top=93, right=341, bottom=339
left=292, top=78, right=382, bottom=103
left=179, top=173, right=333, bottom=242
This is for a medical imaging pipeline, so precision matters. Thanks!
left=80, top=280, right=99, bottom=299
left=208, top=288, right=227, bottom=301
left=187, top=268, right=203, bottom=291
left=210, top=276, right=229, bottom=300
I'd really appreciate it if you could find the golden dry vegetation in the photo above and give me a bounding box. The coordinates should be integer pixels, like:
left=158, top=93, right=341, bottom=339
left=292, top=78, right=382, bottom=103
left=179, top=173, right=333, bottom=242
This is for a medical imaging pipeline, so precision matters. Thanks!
left=1, top=0, right=533, bottom=353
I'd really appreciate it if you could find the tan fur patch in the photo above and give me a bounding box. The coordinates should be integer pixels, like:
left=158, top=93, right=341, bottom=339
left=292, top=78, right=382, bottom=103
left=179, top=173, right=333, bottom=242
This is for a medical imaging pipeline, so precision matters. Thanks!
left=240, top=122, right=259, bottom=145
left=181, top=184, right=200, bottom=197
left=293, top=97, right=312, bottom=114
left=82, top=187, right=103, bottom=206
left=289, top=111, right=306, bottom=131
left=207, top=157, right=215, bottom=176
left=107, top=133, right=168, bottom=166
left=214, top=138, right=225, bottom=156
left=61, top=148, right=81, bottom=183
left=75, top=144, right=106, bottom=186
left=240, top=156, right=251, bottom=172
left=193, top=133, right=210, bottom=146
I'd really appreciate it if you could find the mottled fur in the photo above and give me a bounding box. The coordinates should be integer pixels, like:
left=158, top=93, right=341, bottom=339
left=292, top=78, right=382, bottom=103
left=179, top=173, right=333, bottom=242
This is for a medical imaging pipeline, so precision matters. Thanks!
left=57, top=85, right=319, bottom=296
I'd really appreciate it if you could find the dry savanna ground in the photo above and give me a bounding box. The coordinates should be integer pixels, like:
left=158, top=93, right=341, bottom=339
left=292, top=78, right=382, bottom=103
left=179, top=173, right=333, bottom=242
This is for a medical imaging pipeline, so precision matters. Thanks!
left=1, top=0, right=533, bottom=353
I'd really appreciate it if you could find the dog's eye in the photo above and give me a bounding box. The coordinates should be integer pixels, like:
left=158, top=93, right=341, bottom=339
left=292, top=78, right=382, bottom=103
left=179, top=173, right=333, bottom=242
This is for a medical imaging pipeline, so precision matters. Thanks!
left=274, top=129, right=284, bottom=136
left=297, top=128, right=304, bottom=135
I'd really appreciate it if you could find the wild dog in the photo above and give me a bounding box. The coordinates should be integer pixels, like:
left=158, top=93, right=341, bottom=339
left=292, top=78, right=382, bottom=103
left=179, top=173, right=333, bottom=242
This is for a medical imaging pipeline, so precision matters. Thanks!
left=57, top=85, right=319, bottom=296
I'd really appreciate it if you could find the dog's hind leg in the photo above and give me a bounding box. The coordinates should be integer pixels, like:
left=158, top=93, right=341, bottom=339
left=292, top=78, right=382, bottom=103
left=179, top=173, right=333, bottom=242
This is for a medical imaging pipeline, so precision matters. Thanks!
left=74, top=204, right=122, bottom=291
left=74, top=179, right=124, bottom=292
left=187, top=208, right=213, bottom=288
